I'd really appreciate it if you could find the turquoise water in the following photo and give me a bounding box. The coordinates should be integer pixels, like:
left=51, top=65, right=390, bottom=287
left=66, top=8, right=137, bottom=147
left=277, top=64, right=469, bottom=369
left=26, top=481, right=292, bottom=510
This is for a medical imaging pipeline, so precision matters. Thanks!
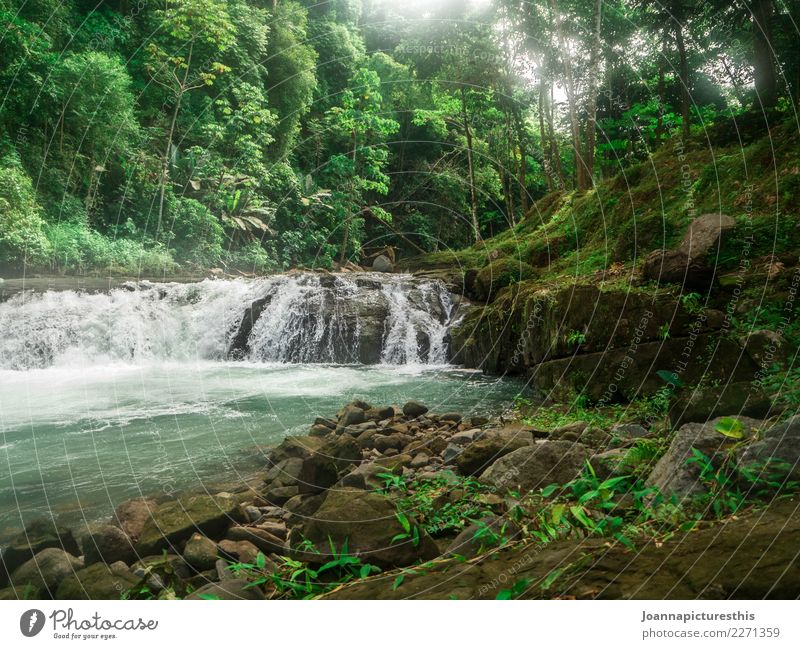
left=0, top=361, right=523, bottom=541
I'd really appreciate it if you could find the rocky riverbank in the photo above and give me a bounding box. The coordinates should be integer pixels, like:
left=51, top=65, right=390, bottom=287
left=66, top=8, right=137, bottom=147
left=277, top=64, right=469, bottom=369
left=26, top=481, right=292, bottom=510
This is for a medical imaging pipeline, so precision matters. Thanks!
left=1, top=398, right=798, bottom=600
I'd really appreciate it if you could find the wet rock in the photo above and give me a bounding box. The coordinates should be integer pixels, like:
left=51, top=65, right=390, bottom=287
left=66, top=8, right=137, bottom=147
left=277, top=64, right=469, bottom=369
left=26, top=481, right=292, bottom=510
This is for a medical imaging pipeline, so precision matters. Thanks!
left=442, top=443, right=463, bottom=464
left=297, top=435, right=361, bottom=494
left=264, top=485, right=300, bottom=505
left=80, top=523, right=135, bottom=566
left=227, top=526, right=285, bottom=555
left=9, top=548, right=83, bottom=597
left=479, top=441, right=590, bottom=494
left=113, top=498, right=157, bottom=542
left=256, top=520, right=287, bottom=540
left=439, top=412, right=462, bottom=423
left=183, top=534, right=219, bottom=570
left=374, top=433, right=413, bottom=453
left=339, top=405, right=366, bottom=427
left=455, top=429, right=533, bottom=476
left=410, top=453, right=430, bottom=469
left=403, top=401, right=429, bottom=418
left=291, top=488, right=438, bottom=569
left=372, top=254, right=394, bottom=273
left=1, top=518, right=80, bottom=585
left=56, top=562, right=139, bottom=599
left=218, top=539, right=261, bottom=565
left=450, top=429, right=483, bottom=445
left=135, top=493, right=240, bottom=556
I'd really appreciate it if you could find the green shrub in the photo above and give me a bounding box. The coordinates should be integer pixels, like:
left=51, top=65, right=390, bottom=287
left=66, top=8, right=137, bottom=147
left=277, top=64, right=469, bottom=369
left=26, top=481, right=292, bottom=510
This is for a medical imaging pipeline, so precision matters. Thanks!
left=167, top=197, right=224, bottom=266
left=0, top=163, right=51, bottom=268
left=474, top=257, right=537, bottom=300
left=224, top=240, right=278, bottom=274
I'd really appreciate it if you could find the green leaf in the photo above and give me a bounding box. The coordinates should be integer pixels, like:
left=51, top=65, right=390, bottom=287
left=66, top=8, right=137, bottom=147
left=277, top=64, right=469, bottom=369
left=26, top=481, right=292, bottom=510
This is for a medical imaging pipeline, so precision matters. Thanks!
left=550, top=503, right=566, bottom=525
left=656, top=370, right=684, bottom=387
left=570, top=505, right=595, bottom=531
left=396, top=511, right=411, bottom=533
left=392, top=574, right=405, bottom=590
left=715, top=417, right=744, bottom=439
left=540, top=484, right=559, bottom=498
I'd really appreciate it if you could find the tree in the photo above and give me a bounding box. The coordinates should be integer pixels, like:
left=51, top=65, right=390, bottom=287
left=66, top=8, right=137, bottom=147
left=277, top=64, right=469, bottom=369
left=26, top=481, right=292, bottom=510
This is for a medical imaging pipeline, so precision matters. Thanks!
left=144, top=0, right=235, bottom=237
left=322, top=68, right=399, bottom=263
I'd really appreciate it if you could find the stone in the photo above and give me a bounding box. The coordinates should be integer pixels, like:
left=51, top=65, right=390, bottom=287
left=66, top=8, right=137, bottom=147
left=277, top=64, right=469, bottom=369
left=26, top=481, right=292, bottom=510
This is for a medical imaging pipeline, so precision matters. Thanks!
left=339, top=455, right=411, bottom=490
left=374, top=433, right=413, bottom=453
left=402, top=400, right=429, bottom=418
left=80, top=523, right=135, bottom=566
left=113, top=498, right=157, bottom=541
left=135, top=493, right=240, bottom=556
left=9, top=548, right=83, bottom=597
left=0, top=518, right=80, bottom=586
left=309, top=424, right=332, bottom=437
left=609, top=423, right=649, bottom=446
left=292, top=488, right=438, bottom=568
left=646, top=417, right=764, bottom=499
left=442, top=443, right=463, bottom=464
left=218, top=539, right=261, bottom=565
left=737, top=415, right=800, bottom=482
left=265, top=486, right=300, bottom=505
left=439, top=412, right=463, bottom=423
left=470, top=416, right=490, bottom=427
left=678, top=213, right=736, bottom=258
left=479, top=441, right=590, bottom=494
left=455, top=429, right=533, bottom=476
left=669, top=382, right=773, bottom=429
left=186, top=579, right=266, bottom=600
left=450, top=429, right=483, bottom=445
left=244, top=506, right=263, bottom=523
left=283, top=493, right=326, bottom=525
left=297, top=435, right=361, bottom=494
left=590, top=449, right=630, bottom=480
left=256, top=520, right=287, bottom=540
left=641, top=249, right=714, bottom=289
left=741, top=330, right=796, bottom=369
left=372, top=254, right=394, bottom=273
left=365, top=406, right=395, bottom=421
left=56, top=562, right=139, bottom=599
left=339, top=405, right=366, bottom=427
left=227, top=526, right=285, bottom=555
left=410, top=453, right=430, bottom=469
left=183, top=534, right=219, bottom=570
left=267, top=435, right=325, bottom=465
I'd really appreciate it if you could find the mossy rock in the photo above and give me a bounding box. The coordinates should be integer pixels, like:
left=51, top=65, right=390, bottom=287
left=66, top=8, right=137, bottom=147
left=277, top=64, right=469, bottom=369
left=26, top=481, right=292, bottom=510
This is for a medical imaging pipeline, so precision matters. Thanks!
left=473, top=257, right=537, bottom=301
left=55, top=562, right=139, bottom=600
left=135, top=493, right=240, bottom=556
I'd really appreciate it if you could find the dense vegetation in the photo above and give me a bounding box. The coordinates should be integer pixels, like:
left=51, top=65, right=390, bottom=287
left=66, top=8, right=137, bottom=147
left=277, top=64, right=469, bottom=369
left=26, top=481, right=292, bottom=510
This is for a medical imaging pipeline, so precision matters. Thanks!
left=1, top=0, right=797, bottom=275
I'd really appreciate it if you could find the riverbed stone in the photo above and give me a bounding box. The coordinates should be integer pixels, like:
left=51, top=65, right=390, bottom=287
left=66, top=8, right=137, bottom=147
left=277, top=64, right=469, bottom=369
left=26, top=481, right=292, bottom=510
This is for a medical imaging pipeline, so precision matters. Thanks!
left=227, top=526, right=285, bottom=555
left=479, top=441, right=590, bottom=494
left=113, top=498, right=157, bottom=541
left=55, top=562, right=139, bottom=599
left=135, top=493, right=240, bottom=556
left=455, top=429, right=533, bottom=476
left=292, top=488, right=438, bottom=568
left=403, top=400, right=429, bottom=418
left=0, top=518, right=80, bottom=586
left=183, top=534, right=219, bottom=570
left=80, top=523, right=135, bottom=566
left=9, top=548, right=83, bottom=597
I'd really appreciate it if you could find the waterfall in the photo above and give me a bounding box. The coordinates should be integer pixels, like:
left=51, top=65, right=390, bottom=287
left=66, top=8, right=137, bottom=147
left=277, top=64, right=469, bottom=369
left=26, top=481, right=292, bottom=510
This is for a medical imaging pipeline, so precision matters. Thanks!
left=0, top=273, right=458, bottom=369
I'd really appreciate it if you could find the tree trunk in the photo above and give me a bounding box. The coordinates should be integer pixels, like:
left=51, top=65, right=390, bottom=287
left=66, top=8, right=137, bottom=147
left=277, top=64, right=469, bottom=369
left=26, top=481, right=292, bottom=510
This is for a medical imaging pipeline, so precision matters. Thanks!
left=655, top=32, right=667, bottom=145
left=583, top=0, right=603, bottom=186
left=751, top=0, right=777, bottom=108
left=674, top=23, right=691, bottom=141
left=461, top=87, right=480, bottom=242
left=157, top=41, right=193, bottom=238
left=549, top=0, right=586, bottom=189
left=547, top=83, right=566, bottom=189
left=512, top=106, right=529, bottom=216
left=538, top=80, right=554, bottom=192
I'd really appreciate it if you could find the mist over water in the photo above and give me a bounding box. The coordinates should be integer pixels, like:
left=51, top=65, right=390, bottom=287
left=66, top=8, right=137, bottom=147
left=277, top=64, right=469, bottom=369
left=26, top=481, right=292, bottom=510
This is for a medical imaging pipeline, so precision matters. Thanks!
left=0, top=276, right=522, bottom=541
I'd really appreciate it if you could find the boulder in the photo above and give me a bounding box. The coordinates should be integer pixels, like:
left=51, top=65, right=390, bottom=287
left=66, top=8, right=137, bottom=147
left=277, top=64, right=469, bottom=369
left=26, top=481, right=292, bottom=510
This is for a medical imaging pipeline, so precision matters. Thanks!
left=455, top=429, right=533, bottom=476
left=0, top=518, right=80, bottom=586
left=264, top=457, right=304, bottom=489
left=737, top=415, right=800, bottom=482
left=135, top=493, right=240, bottom=556
left=669, top=382, right=773, bottom=429
left=590, top=448, right=630, bottom=480
left=186, top=579, right=265, bottom=600
left=297, top=435, right=361, bottom=494
left=293, top=489, right=438, bottom=568
left=374, top=433, right=414, bottom=453
left=609, top=423, right=649, bottom=446
left=183, top=534, right=219, bottom=570
left=641, top=249, right=714, bottom=289
left=55, top=562, right=139, bottom=599
left=339, top=455, right=412, bottom=491
left=80, top=523, right=135, bottom=566
left=402, top=400, right=429, bottom=418
left=227, top=526, right=285, bottom=555
left=267, top=435, right=325, bottom=465
left=113, top=498, right=157, bottom=541
left=338, top=405, right=366, bottom=427
left=678, top=213, right=736, bottom=259
left=479, top=441, right=590, bottom=494
left=741, top=329, right=796, bottom=369
left=372, top=254, right=394, bottom=273
left=9, top=548, right=83, bottom=597
left=646, top=417, right=764, bottom=499
left=218, top=539, right=261, bottom=565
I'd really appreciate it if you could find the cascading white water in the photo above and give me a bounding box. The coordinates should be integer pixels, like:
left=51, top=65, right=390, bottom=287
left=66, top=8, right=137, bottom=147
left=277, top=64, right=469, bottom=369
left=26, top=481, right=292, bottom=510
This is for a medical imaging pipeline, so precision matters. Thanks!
left=0, top=273, right=458, bottom=370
